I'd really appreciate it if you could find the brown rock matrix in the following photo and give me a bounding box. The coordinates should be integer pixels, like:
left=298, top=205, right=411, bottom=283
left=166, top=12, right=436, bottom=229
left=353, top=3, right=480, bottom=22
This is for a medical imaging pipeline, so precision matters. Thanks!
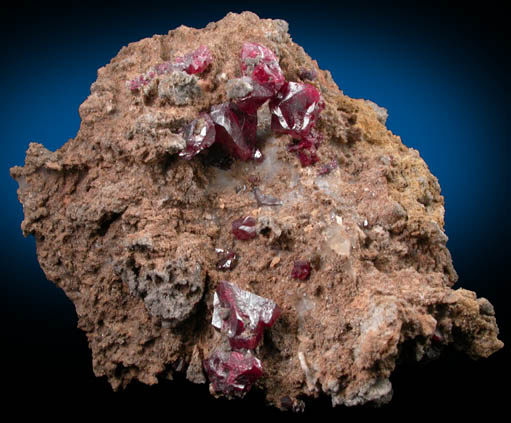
left=10, top=12, right=503, bottom=409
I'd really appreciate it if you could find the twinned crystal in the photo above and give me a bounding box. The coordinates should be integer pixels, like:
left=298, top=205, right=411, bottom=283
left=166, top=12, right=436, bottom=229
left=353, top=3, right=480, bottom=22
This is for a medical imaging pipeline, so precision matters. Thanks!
left=211, top=281, right=280, bottom=350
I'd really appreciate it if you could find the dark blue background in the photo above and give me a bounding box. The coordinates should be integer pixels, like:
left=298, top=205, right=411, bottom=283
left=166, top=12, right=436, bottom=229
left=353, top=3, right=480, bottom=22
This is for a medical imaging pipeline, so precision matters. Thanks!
left=1, top=0, right=508, bottom=417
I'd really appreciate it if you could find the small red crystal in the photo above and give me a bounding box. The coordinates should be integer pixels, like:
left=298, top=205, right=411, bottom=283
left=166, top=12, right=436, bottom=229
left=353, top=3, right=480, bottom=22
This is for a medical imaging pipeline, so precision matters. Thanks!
left=212, top=281, right=280, bottom=350
left=179, top=113, right=216, bottom=160
left=216, top=249, right=238, bottom=271
left=174, top=45, right=212, bottom=75
left=210, top=103, right=257, bottom=161
left=203, top=350, right=263, bottom=396
left=270, top=82, right=324, bottom=139
left=232, top=216, right=257, bottom=241
left=291, top=260, right=311, bottom=280
left=241, top=42, right=285, bottom=94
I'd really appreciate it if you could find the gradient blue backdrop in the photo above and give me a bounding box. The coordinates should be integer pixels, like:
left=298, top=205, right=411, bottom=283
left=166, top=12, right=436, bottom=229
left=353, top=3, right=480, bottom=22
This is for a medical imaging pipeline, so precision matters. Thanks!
left=1, top=0, right=508, bottom=417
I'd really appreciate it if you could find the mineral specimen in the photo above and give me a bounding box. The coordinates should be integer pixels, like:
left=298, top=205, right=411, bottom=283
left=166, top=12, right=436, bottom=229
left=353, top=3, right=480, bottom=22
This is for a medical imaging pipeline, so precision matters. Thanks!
left=10, top=11, right=503, bottom=411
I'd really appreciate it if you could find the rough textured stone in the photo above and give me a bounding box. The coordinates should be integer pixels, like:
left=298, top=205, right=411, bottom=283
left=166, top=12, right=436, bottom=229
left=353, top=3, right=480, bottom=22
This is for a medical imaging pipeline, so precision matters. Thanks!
left=10, top=11, right=503, bottom=410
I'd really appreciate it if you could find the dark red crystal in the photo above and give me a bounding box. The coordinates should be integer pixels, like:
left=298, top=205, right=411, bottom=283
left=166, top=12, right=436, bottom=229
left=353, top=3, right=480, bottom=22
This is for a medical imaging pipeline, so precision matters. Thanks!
left=291, top=260, right=311, bottom=280
left=179, top=113, right=216, bottom=160
left=203, top=350, right=263, bottom=396
left=232, top=216, right=257, bottom=240
left=210, top=103, right=257, bottom=161
left=212, top=281, right=280, bottom=350
left=241, top=42, right=285, bottom=94
left=216, top=249, right=238, bottom=271
left=174, top=45, right=212, bottom=75
left=270, top=82, right=324, bottom=139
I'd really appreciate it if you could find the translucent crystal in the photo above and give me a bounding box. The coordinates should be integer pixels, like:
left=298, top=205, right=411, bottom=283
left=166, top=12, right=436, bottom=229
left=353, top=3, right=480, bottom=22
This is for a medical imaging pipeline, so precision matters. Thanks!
left=270, top=82, right=324, bottom=139
left=203, top=350, right=263, bottom=396
left=253, top=188, right=283, bottom=206
left=241, top=42, right=285, bottom=94
left=179, top=113, right=216, bottom=160
left=231, top=216, right=257, bottom=240
left=210, top=103, right=257, bottom=161
left=211, top=281, right=280, bottom=350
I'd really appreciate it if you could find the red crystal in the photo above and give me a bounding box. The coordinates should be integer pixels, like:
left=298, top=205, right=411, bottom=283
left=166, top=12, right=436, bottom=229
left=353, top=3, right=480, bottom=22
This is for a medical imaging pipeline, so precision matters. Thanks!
left=174, top=45, right=212, bottom=75
left=241, top=42, right=285, bottom=94
left=216, top=249, right=238, bottom=271
left=235, top=79, right=275, bottom=115
left=203, top=350, right=263, bottom=396
left=212, top=281, right=280, bottom=350
left=270, top=82, right=324, bottom=139
left=291, top=260, right=311, bottom=280
left=232, top=216, right=257, bottom=240
left=179, top=113, right=216, bottom=160
left=210, top=103, right=257, bottom=161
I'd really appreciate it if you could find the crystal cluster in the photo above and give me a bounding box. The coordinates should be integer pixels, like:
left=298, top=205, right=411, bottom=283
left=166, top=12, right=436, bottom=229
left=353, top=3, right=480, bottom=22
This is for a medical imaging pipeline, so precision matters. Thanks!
left=203, top=281, right=280, bottom=396
left=139, top=42, right=325, bottom=166
left=127, top=45, right=212, bottom=92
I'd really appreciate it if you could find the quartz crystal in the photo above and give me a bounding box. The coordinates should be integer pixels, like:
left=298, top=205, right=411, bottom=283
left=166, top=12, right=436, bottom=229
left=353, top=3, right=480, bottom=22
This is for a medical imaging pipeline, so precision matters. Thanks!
left=211, top=281, right=280, bottom=350
left=291, top=260, right=311, bottom=280
left=232, top=216, right=257, bottom=240
left=253, top=188, right=283, bottom=206
left=203, top=350, right=263, bottom=396
left=179, top=113, right=216, bottom=160
left=241, top=42, right=285, bottom=94
left=270, top=82, right=324, bottom=139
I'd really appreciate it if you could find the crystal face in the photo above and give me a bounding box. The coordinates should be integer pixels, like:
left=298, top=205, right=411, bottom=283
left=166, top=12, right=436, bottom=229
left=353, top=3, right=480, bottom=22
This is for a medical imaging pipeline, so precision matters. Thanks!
left=235, top=79, right=275, bottom=115
left=232, top=216, right=257, bottom=240
left=210, top=103, right=257, bottom=161
left=203, top=350, right=263, bottom=396
left=291, top=260, right=311, bottom=280
left=211, top=281, right=280, bottom=350
left=241, top=42, right=285, bottom=94
left=270, top=82, right=324, bottom=139
left=179, top=113, right=216, bottom=160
